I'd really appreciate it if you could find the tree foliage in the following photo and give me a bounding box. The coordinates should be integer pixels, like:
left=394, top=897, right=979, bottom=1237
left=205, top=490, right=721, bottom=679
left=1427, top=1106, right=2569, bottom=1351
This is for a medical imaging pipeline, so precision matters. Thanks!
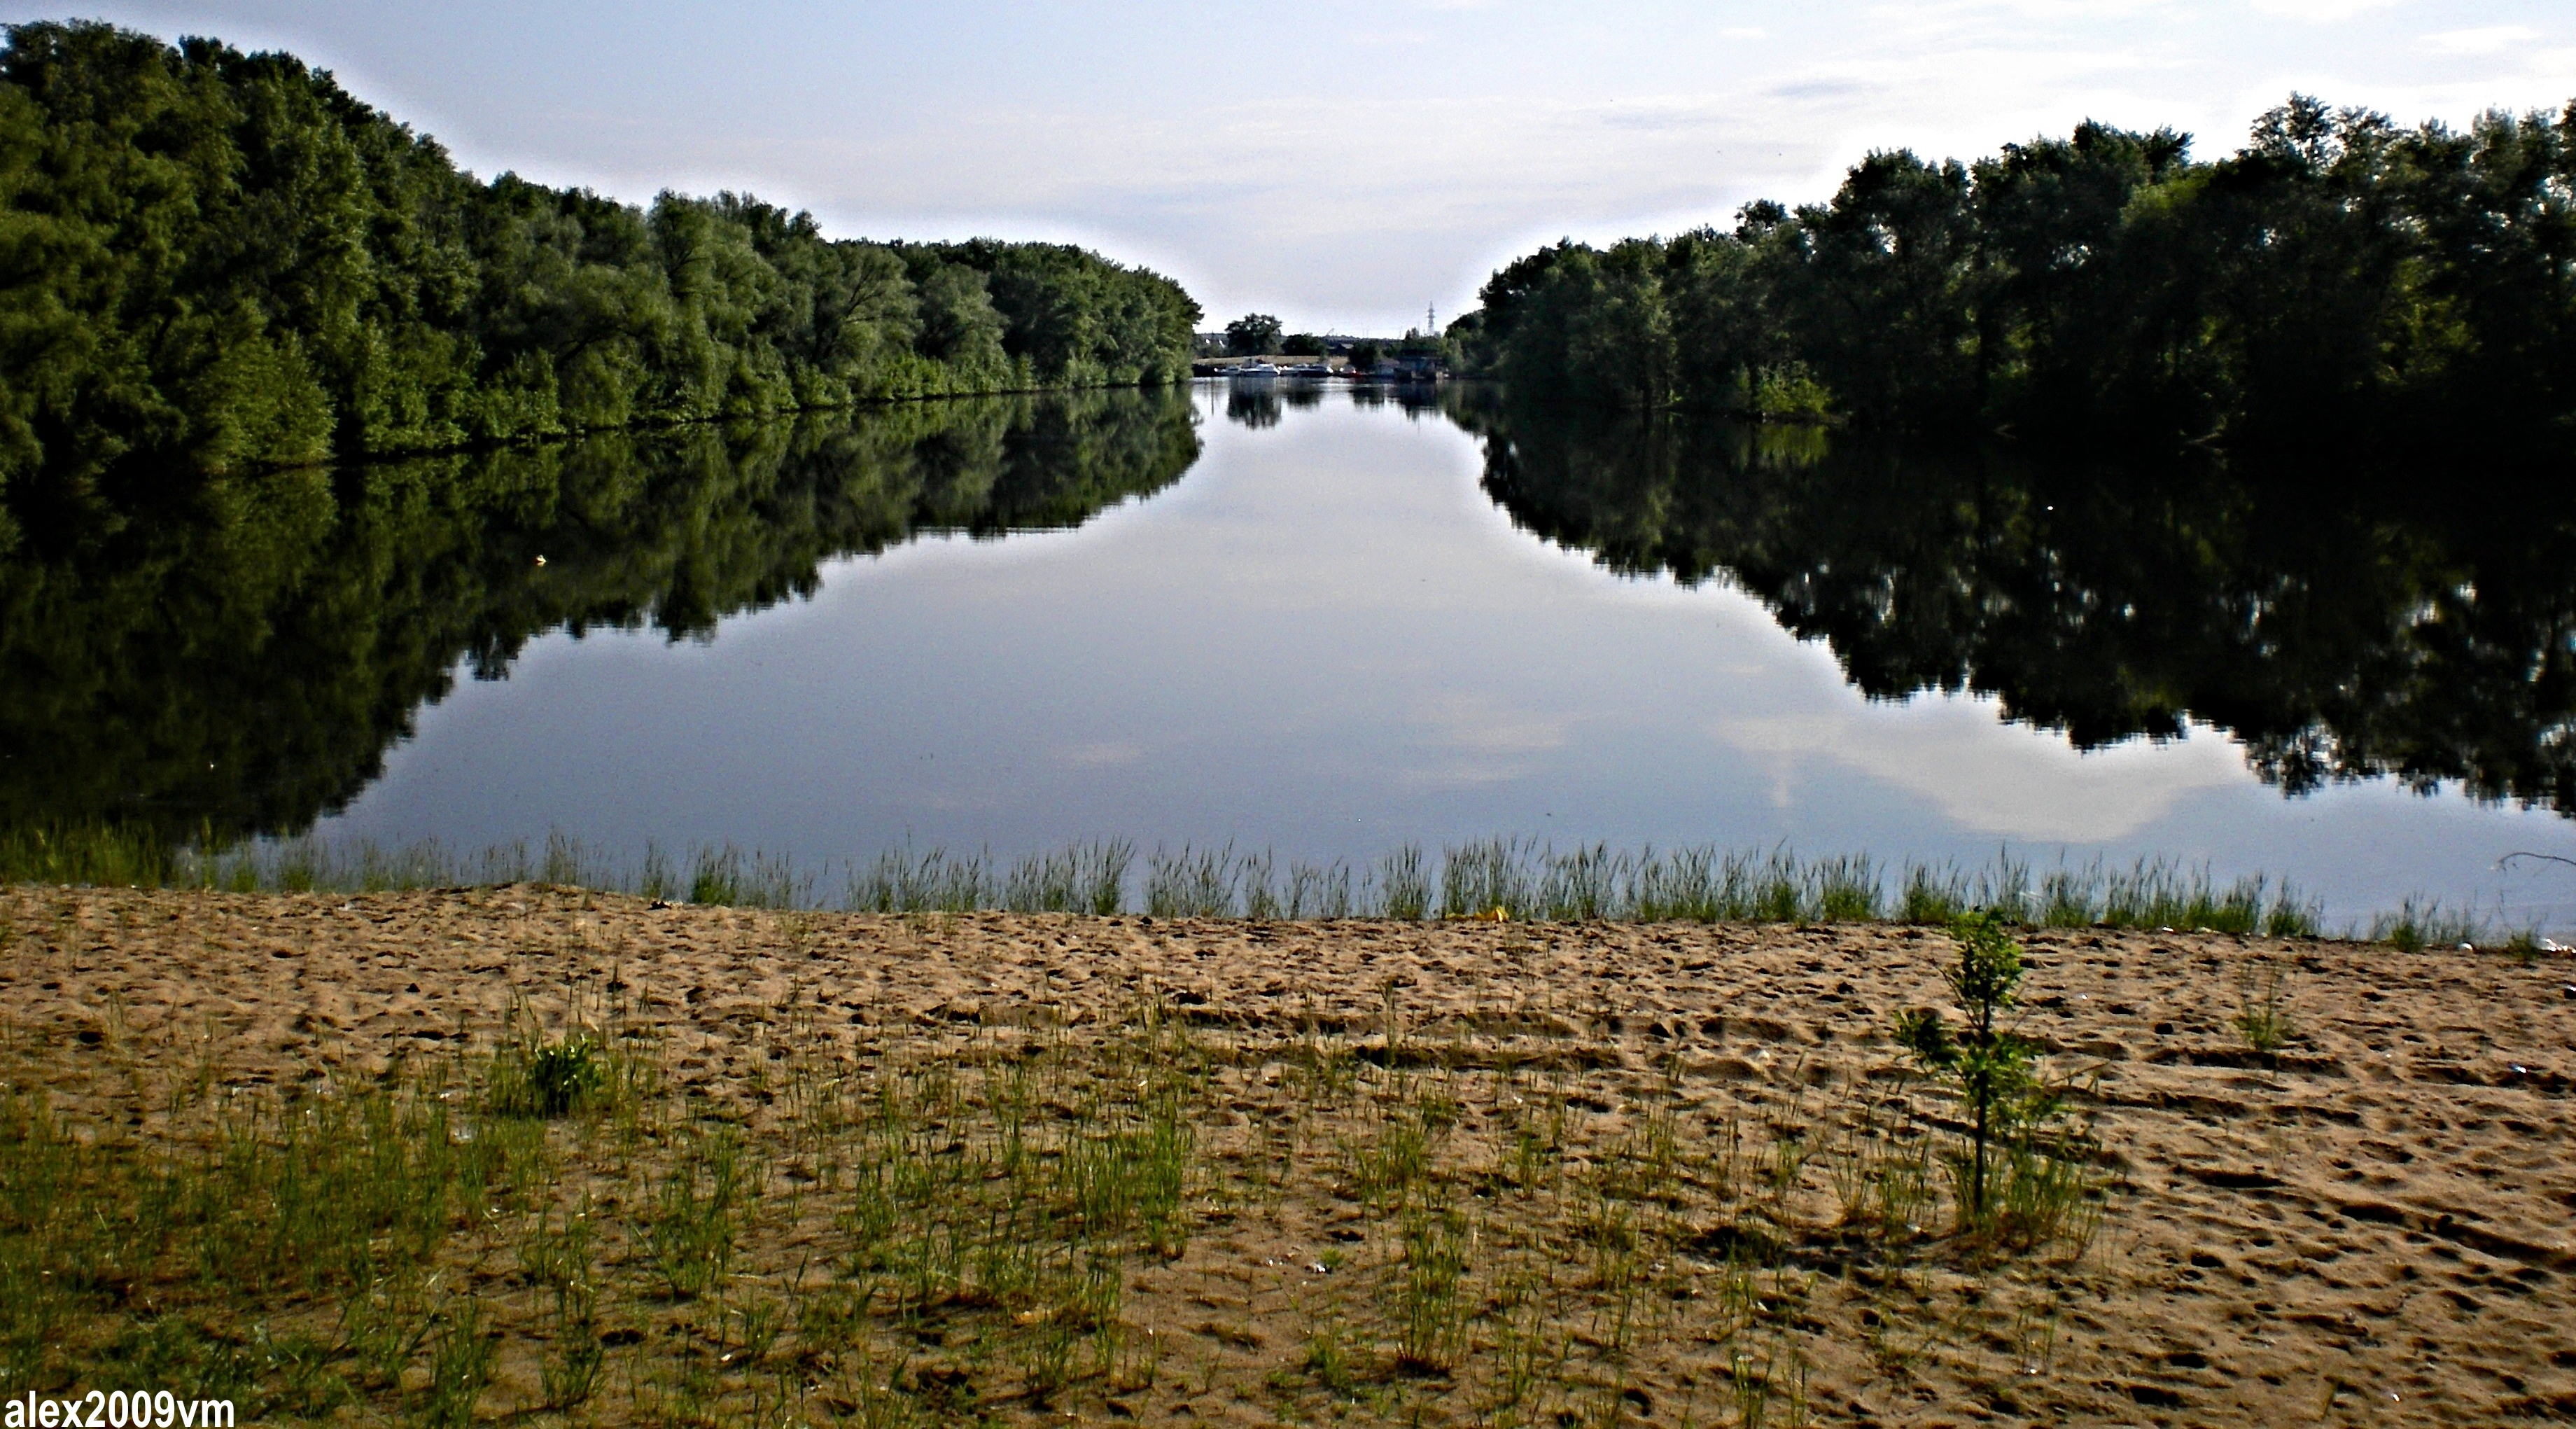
left=1457, top=100, right=2576, bottom=452
left=0, top=22, right=1198, bottom=508
left=1224, top=314, right=1282, bottom=356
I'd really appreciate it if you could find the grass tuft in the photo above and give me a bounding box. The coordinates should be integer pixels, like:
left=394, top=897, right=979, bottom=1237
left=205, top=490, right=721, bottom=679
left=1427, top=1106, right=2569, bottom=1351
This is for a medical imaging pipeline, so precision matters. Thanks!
left=2367, top=894, right=2485, bottom=951
left=2236, top=956, right=2293, bottom=1059
left=849, top=842, right=989, bottom=912
left=17, top=822, right=2499, bottom=943
left=489, top=1032, right=606, bottom=1118
left=1376, top=844, right=1431, bottom=921
left=1146, top=842, right=1241, bottom=917
left=1001, top=839, right=1133, bottom=914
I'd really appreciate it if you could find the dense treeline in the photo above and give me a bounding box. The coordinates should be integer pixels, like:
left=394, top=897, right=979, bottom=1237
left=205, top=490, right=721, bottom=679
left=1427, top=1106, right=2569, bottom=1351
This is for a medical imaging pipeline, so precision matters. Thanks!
left=1454, top=393, right=2576, bottom=814
left=0, top=21, right=1198, bottom=512
left=0, top=389, right=1200, bottom=841
left=1456, top=98, right=2576, bottom=448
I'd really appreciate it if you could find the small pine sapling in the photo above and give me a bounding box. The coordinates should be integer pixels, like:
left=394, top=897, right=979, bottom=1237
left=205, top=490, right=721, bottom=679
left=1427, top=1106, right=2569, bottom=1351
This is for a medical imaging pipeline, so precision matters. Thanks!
left=1892, top=909, right=2050, bottom=1224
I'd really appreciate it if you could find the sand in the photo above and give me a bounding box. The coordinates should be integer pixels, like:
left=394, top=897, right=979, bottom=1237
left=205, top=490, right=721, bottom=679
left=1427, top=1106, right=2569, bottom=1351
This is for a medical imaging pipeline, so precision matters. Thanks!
left=4, top=884, right=2573, bottom=1426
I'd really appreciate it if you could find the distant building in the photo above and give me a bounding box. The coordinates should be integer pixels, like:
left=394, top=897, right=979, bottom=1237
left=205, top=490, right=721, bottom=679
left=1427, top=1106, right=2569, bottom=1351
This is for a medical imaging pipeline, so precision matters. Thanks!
left=1184, top=330, right=1446, bottom=381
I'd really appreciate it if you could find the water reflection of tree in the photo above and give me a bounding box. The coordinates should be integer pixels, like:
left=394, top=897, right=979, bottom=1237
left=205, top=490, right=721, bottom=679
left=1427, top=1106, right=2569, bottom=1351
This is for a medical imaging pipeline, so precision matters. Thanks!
left=0, top=390, right=1202, bottom=840
left=1226, top=386, right=1283, bottom=428
left=1456, top=398, right=2576, bottom=816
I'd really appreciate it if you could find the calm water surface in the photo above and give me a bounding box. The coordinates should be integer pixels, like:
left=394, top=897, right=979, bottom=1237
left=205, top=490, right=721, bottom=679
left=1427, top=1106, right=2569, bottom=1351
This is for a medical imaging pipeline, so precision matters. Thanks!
left=11, top=384, right=2572, bottom=928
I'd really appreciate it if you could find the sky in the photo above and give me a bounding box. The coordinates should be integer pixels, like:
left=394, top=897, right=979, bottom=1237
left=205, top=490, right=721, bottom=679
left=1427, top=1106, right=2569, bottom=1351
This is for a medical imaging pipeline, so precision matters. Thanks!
left=8, top=1, right=2574, bottom=333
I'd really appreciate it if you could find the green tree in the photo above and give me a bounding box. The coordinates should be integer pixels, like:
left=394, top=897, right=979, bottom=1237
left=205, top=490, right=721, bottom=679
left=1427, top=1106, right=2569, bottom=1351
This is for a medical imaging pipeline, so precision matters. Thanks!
left=1770, top=151, right=1980, bottom=426
left=1457, top=94, right=2576, bottom=453
left=1224, top=313, right=1282, bottom=356
left=1893, top=910, right=2043, bottom=1223
left=0, top=21, right=1203, bottom=499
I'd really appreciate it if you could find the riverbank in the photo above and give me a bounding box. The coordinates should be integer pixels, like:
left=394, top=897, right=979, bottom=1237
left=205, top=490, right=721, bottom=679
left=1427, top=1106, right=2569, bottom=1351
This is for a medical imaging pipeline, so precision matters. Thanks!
left=4, top=885, right=2572, bottom=1425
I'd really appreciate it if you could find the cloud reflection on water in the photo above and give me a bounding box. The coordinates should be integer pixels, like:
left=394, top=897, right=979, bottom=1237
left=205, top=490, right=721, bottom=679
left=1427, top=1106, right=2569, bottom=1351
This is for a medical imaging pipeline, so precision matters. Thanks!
left=1716, top=702, right=2248, bottom=842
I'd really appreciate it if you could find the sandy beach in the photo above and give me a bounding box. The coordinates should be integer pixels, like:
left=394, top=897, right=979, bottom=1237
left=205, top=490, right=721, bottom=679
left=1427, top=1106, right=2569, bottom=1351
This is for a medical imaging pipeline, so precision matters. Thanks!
left=4, top=884, right=2573, bottom=1426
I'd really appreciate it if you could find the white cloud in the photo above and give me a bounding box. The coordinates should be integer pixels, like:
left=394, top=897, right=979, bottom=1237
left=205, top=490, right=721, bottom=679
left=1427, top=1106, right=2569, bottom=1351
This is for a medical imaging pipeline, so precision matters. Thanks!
left=2250, top=0, right=2402, bottom=21
left=1400, top=692, right=1572, bottom=788
left=1058, top=741, right=1144, bottom=769
left=1714, top=699, right=2249, bottom=842
left=2423, top=25, right=2541, bottom=55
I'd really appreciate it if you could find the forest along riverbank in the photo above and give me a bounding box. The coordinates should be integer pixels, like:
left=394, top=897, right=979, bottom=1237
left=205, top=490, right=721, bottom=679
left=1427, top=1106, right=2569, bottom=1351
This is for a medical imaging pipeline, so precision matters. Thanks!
left=6, top=886, right=2573, bottom=1425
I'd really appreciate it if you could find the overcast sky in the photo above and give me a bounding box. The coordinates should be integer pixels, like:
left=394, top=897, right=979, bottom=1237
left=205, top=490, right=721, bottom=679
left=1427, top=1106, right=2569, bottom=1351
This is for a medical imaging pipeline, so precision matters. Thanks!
left=10, top=1, right=2574, bottom=333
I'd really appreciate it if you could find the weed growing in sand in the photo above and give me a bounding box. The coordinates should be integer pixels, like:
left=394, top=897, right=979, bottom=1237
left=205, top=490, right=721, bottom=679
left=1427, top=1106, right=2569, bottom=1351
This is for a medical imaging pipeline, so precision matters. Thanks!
left=1902, top=854, right=2317, bottom=935
left=2368, top=895, right=2484, bottom=951
left=1539, top=842, right=1618, bottom=920
left=2236, top=957, right=2294, bottom=1058
left=645, top=1126, right=750, bottom=1299
left=1391, top=1199, right=1474, bottom=1372
left=636, top=840, right=678, bottom=902
left=0, top=821, right=176, bottom=886
left=1376, top=844, right=1431, bottom=919
left=1233, top=849, right=1285, bottom=920
left=2500, top=926, right=2550, bottom=962
left=1000, top=840, right=1133, bottom=914
left=1430, top=841, right=1887, bottom=923
left=1835, top=1119, right=1940, bottom=1241
left=1147, top=843, right=1241, bottom=916
left=1441, top=836, right=1538, bottom=918
left=421, top=1295, right=496, bottom=1428
left=1809, top=852, right=1880, bottom=921
left=488, top=1031, right=606, bottom=1118
left=1287, top=858, right=1357, bottom=918
left=1728, top=1340, right=1811, bottom=1428
left=850, top=842, right=990, bottom=912
left=687, top=843, right=811, bottom=908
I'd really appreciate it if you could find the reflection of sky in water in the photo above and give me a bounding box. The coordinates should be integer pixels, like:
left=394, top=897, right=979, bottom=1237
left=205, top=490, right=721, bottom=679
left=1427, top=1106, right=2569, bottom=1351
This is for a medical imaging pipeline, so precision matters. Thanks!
left=318, top=389, right=2576, bottom=932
